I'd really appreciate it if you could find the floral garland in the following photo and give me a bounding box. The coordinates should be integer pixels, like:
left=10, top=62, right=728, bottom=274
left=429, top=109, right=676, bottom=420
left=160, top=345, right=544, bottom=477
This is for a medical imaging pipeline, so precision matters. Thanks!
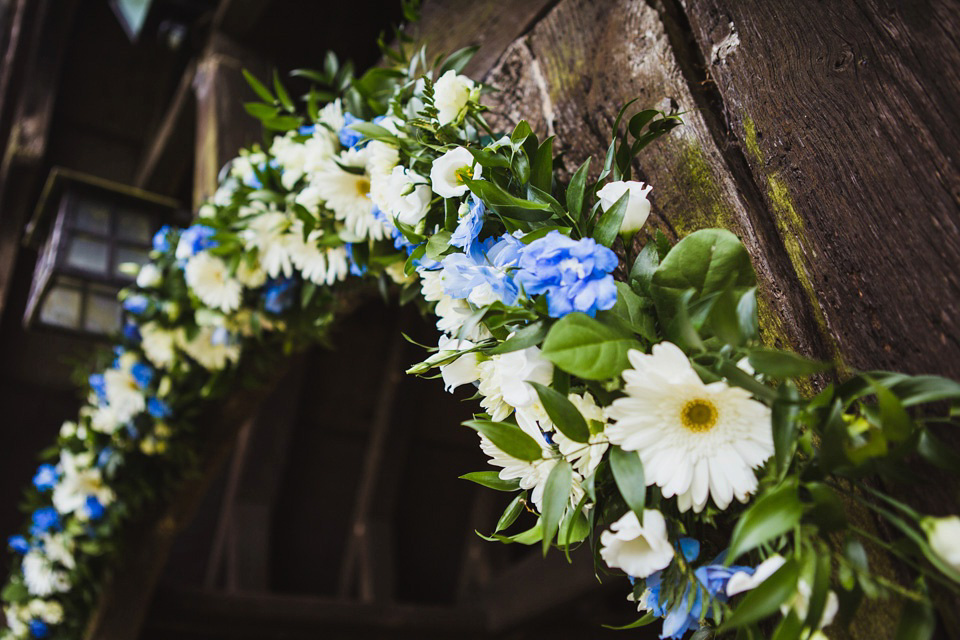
left=4, top=29, right=960, bottom=640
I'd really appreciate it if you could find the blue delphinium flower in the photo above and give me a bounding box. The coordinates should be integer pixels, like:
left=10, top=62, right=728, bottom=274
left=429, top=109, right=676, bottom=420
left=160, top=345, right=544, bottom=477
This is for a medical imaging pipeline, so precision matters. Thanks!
left=89, top=373, right=107, bottom=405
left=449, top=195, right=485, bottom=252
left=299, top=124, right=316, bottom=136
left=339, top=113, right=365, bottom=148
left=32, top=465, right=58, bottom=492
left=152, top=225, right=173, bottom=253
left=175, top=224, right=218, bottom=261
left=515, top=231, right=618, bottom=318
left=122, top=294, right=149, bottom=315
left=147, top=397, right=172, bottom=420
left=264, top=277, right=297, bottom=314
left=131, top=362, right=154, bottom=390
left=440, top=233, right=524, bottom=306
left=345, top=244, right=367, bottom=277
left=28, top=619, right=50, bottom=638
left=123, top=321, right=142, bottom=344
left=96, top=447, right=114, bottom=468
left=29, top=508, right=61, bottom=537
left=82, top=495, right=106, bottom=521
left=8, top=535, right=29, bottom=554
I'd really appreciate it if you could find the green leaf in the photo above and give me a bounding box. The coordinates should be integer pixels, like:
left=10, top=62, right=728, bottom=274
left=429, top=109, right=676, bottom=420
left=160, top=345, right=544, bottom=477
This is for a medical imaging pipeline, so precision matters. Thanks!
left=602, top=611, right=657, bottom=630
left=747, top=347, right=830, bottom=378
left=476, top=522, right=542, bottom=545
left=726, top=478, right=802, bottom=563
left=244, top=102, right=279, bottom=120
left=566, top=157, right=591, bottom=224
left=511, top=120, right=533, bottom=145
left=495, top=492, right=526, bottom=533
left=462, top=177, right=553, bottom=221
left=708, top=286, right=744, bottom=346
left=425, top=230, right=452, bottom=261
left=348, top=121, right=399, bottom=144
left=541, top=312, right=643, bottom=381
left=599, top=282, right=656, bottom=342
left=719, top=557, right=800, bottom=631
left=592, top=191, right=629, bottom=247
left=651, top=229, right=755, bottom=340
left=530, top=382, right=590, bottom=443
left=464, top=420, right=544, bottom=461
left=242, top=69, right=274, bottom=103
left=486, top=321, right=548, bottom=355
left=459, top=471, right=521, bottom=492
left=772, top=382, right=800, bottom=475
left=894, top=589, right=936, bottom=640
left=273, top=69, right=294, bottom=111
left=609, top=446, right=646, bottom=522
left=629, top=241, right=659, bottom=295
left=871, top=378, right=912, bottom=443
left=737, top=287, right=758, bottom=341
left=888, top=375, right=960, bottom=407
left=531, top=136, right=554, bottom=192
left=438, top=45, right=479, bottom=75
left=541, top=460, right=572, bottom=556
left=627, top=109, right=660, bottom=138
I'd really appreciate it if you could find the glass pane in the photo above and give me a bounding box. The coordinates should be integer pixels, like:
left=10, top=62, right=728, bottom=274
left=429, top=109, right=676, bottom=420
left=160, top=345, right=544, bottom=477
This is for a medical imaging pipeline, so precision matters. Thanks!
left=64, top=236, right=109, bottom=275
left=73, top=197, right=111, bottom=235
left=113, top=246, right=150, bottom=278
left=38, top=284, right=82, bottom=329
left=116, top=210, right=153, bottom=243
left=84, top=294, right=121, bottom=334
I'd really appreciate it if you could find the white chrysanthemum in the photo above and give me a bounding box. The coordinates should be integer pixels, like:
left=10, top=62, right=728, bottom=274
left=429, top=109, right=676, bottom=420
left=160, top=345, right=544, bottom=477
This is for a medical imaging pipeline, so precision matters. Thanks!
left=230, top=151, right=266, bottom=185
left=28, top=599, right=64, bottom=624
left=515, top=401, right=552, bottom=441
left=553, top=392, right=610, bottom=477
left=140, top=322, right=177, bottom=369
left=607, top=342, right=773, bottom=513
left=212, top=180, right=237, bottom=207
left=317, top=98, right=344, bottom=133
left=185, top=252, right=243, bottom=314
left=103, top=368, right=144, bottom=423
left=430, top=147, right=481, bottom=198
left=6, top=602, right=28, bottom=636
left=52, top=451, right=114, bottom=516
left=477, top=433, right=582, bottom=510
left=302, top=129, right=338, bottom=176
left=270, top=133, right=305, bottom=189
left=434, top=295, right=487, bottom=340
left=599, top=509, right=675, bottom=578
left=383, top=165, right=431, bottom=227
left=367, top=140, right=401, bottom=212
left=89, top=406, right=120, bottom=434
left=312, top=148, right=386, bottom=241
left=436, top=335, right=480, bottom=392
left=236, top=258, right=268, bottom=289
left=419, top=269, right=445, bottom=302
left=22, top=552, right=70, bottom=597
left=178, top=326, right=241, bottom=371
left=477, top=346, right=554, bottom=421
left=38, top=534, right=75, bottom=570
left=288, top=228, right=349, bottom=286
left=433, top=70, right=475, bottom=125
left=242, top=211, right=294, bottom=278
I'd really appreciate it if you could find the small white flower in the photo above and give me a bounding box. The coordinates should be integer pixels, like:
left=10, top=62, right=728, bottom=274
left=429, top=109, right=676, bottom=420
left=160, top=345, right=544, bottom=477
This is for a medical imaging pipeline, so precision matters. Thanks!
left=52, top=451, right=114, bottom=516
left=38, top=533, right=75, bottom=570
left=726, top=554, right=787, bottom=596
left=185, top=253, right=243, bottom=314
left=599, top=509, right=675, bottom=578
left=596, top=180, right=653, bottom=237
left=235, top=258, right=268, bottom=289
left=89, top=406, right=120, bottom=434
left=419, top=269, right=445, bottom=302
left=317, top=98, right=344, bottom=134
left=430, top=147, right=481, bottom=198
left=553, top=392, right=610, bottom=477
left=22, top=552, right=70, bottom=597
left=28, top=599, right=64, bottom=625
left=433, top=70, right=475, bottom=125
left=177, top=326, right=241, bottom=371
left=59, top=420, right=77, bottom=439
left=924, top=516, right=960, bottom=573
left=781, top=579, right=839, bottom=630
left=270, top=132, right=308, bottom=189
left=103, top=367, right=145, bottom=423
left=477, top=346, right=554, bottom=421
left=436, top=335, right=480, bottom=392
left=288, top=229, right=349, bottom=286
left=607, top=342, right=773, bottom=513
left=384, top=165, right=432, bottom=227
left=242, top=210, right=295, bottom=278
left=140, top=322, right=177, bottom=369
left=476, top=431, right=576, bottom=510
left=136, top=263, right=163, bottom=288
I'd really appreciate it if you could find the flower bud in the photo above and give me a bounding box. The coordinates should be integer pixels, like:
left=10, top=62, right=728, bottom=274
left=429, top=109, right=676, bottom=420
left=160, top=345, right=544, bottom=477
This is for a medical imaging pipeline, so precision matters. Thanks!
left=923, top=515, right=960, bottom=572
left=596, top=180, right=653, bottom=241
left=136, top=263, right=163, bottom=289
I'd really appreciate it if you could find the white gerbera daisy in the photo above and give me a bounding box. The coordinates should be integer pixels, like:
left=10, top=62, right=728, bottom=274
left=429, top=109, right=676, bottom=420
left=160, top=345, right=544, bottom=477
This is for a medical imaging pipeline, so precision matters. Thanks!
left=599, top=509, right=674, bottom=578
left=103, top=367, right=144, bottom=423
left=185, top=252, right=243, bottom=314
left=607, top=342, right=773, bottom=513
left=52, top=451, right=114, bottom=516
left=270, top=132, right=308, bottom=190
left=553, top=392, right=610, bottom=477
left=312, top=148, right=385, bottom=241
left=140, top=322, right=177, bottom=369
left=177, top=326, right=241, bottom=371
left=477, top=432, right=581, bottom=511
left=288, top=228, right=349, bottom=286
left=477, top=346, right=553, bottom=421
left=419, top=268, right=445, bottom=302
left=242, top=210, right=295, bottom=278
left=22, top=552, right=70, bottom=597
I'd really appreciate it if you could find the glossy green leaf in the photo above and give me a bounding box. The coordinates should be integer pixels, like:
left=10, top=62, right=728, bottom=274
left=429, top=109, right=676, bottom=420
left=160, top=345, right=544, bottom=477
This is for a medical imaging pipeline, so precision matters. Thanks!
left=273, top=69, right=294, bottom=111
left=242, top=68, right=274, bottom=103
left=541, top=460, right=572, bottom=556
left=592, top=191, right=629, bottom=247
left=871, top=379, right=912, bottom=443
left=772, top=382, right=800, bottom=475
left=609, top=446, right=646, bottom=521
left=459, top=471, right=521, bottom=491
left=719, top=557, right=800, bottom=631
left=566, top=157, right=591, bottom=223
left=599, top=282, right=656, bottom=342
left=530, top=382, right=590, bottom=443
left=464, top=420, right=544, bottom=462
left=747, top=347, right=830, bottom=378
left=602, top=611, right=657, bottom=630
left=495, top=492, right=526, bottom=533
left=726, top=479, right=802, bottom=563
left=461, top=177, right=553, bottom=221
left=894, top=589, right=936, bottom=640
left=541, top=312, right=643, bottom=380
left=531, top=136, right=554, bottom=192
left=486, top=321, right=548, bottom=355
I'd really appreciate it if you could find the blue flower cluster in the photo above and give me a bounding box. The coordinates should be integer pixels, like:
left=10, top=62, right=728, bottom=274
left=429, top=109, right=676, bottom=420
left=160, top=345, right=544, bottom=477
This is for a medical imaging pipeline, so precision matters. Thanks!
left=516, top=231, right=617, bottom=318
left=32, top=465, right=58, bottom=492
left=264, top=277, right=297, bottom=314
left=449, top=196, right=485, bottom=252
left=440, top=233, right=523, bottom=306
left=152, top=225, right=173, bottom=253
left=339, top=113, right=365, bottom=149
left=175, top=224, right=218, bottom=261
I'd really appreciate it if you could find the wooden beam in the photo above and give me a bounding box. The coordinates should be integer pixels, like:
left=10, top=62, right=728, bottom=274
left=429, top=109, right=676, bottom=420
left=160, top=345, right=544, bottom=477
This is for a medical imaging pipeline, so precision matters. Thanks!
left=133, top=60, right=197, bottom=195
left=211, top=0, right=273, bottom=41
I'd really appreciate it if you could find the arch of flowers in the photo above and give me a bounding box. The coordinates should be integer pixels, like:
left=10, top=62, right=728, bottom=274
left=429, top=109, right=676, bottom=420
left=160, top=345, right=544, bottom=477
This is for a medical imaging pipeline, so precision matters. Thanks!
left=3, top=32, right=960, bottom=640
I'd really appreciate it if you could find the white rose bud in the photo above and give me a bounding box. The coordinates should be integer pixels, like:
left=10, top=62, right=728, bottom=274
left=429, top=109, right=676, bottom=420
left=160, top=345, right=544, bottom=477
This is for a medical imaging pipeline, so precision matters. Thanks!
left=436, top=335, right=481, bottom=392
left=433, top=70, right=475, bottom=125
left=136, top=263, right=163, bottom=289
left=596, top=180, right=653, bottom=241
left=599, top=509, right=675, bottom=578
left=430, top=147, right=481, bottom=198
left=924, top=516, right=960, bottom=573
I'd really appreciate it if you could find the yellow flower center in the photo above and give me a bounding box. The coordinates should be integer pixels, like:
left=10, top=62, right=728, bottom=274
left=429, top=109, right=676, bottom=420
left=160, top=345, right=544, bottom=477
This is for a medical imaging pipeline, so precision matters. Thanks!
left=454, top=165, right=472, bottom=185
left=356, top=177, right=371, bottom=197
left=681, top=398, right=718, bottom=433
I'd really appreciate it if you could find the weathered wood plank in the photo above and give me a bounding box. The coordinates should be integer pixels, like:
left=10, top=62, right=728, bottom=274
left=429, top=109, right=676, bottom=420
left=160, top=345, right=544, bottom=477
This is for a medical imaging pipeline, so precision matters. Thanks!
left=480, top=0, right=835, bottom=364
left=681, top=0, right=960, bottom=380
left=134, top=61, right=197, bottom=195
